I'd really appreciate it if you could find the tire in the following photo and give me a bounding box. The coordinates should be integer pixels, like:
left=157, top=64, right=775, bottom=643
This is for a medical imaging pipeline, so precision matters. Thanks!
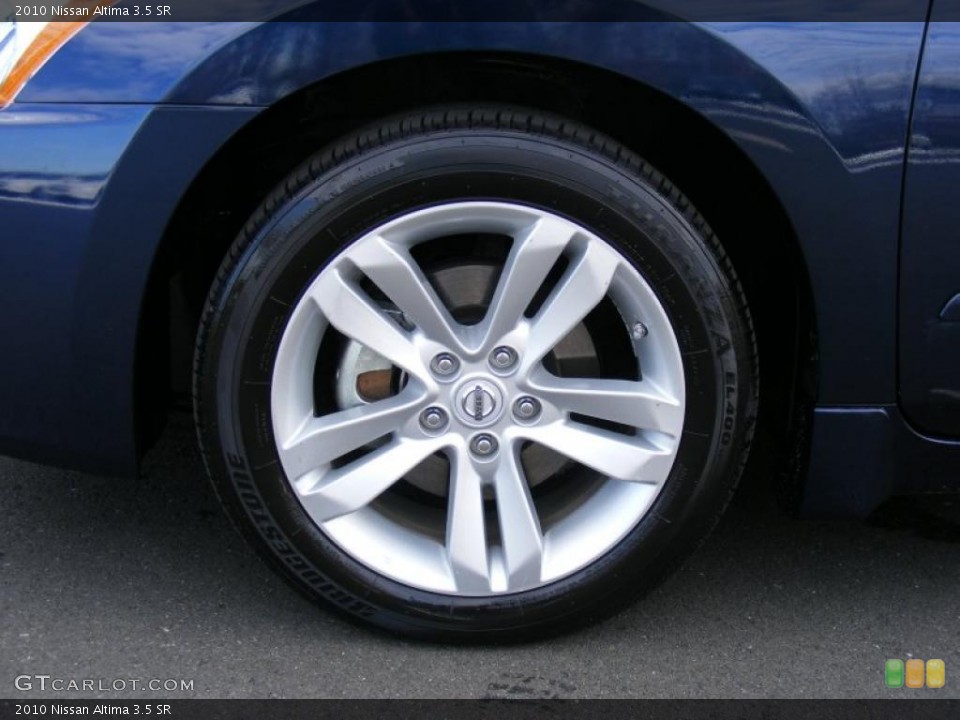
left=194, top=106, right=757, bottom=642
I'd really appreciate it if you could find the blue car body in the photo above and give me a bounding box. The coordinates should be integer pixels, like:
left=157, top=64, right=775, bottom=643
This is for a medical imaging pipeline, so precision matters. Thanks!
left=1, top=4, right=958, bottom=517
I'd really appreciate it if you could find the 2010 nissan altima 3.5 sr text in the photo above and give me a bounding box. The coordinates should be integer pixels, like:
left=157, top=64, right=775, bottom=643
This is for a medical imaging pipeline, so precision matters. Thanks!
left=1, top=8, right=959, bottom=642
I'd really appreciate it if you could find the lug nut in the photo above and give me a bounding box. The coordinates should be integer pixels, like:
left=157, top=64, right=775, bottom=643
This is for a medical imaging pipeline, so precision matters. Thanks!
left=469, top=433, right=498, bottom=457
left=631, top=321, right=649, bottom=340
left=430, top=353, right=460, bottom=377
left=419, top=407, right=448, bottom=432
left=513, top=396, right=541, bottom=421
left=489, top=346, right=518, bottom=371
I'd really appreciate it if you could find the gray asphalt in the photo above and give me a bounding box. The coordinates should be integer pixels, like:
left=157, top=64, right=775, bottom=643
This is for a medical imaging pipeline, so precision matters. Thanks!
left=1, top=415, right=958, bottom=699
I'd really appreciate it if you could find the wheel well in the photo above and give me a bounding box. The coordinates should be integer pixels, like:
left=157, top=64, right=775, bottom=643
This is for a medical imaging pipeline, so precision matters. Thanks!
left=140, top=51, right=816, bottom=510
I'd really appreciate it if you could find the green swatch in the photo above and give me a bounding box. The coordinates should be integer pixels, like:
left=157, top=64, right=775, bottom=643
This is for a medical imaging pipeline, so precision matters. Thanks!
left=886, top=659, right=905, bottom=688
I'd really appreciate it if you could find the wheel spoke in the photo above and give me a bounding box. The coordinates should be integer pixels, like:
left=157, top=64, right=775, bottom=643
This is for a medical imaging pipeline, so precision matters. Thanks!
left=349, top=235, right=465, bottom=353
left=446, top=453, right=490, bottom=593
left=297, top=436, right=445, bottom=524
left=492, top=445, right=543, bottom=590
left=519, top=420, right=676, bottom=485
left=481, top=215, right=574, bottom=348
left=310, top=268, right=426, bottom=380
left=524, top=241, right=621, bottom=368
left=278, top=389, right=424, bottom=482
left=530, top=374, right=684, bottom=437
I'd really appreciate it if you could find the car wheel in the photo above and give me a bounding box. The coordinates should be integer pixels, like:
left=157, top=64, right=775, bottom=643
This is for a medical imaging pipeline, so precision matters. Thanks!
left=194, top=107, right=757, bottom=641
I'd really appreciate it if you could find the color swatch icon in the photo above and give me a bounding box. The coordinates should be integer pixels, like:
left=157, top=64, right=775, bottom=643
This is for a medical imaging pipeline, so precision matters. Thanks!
left=906, top=659, right=925, bottom=688
left=885, top=659, right=904, bottom=688
left=885, top=659, right=945, bottom=688
left=927, top=660, right=946, bottom=689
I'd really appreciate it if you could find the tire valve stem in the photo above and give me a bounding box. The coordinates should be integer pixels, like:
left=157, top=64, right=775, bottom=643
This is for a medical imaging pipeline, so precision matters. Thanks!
left=632, top=321, right=649, bottom=340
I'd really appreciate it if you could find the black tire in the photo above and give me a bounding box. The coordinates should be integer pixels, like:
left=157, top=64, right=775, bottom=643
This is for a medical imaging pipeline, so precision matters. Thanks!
left=194, top=106, right=758, bottom=642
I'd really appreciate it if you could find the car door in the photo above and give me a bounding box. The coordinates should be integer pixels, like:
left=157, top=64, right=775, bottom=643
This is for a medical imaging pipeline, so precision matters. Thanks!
left=900, top=10, right=960, bottom=437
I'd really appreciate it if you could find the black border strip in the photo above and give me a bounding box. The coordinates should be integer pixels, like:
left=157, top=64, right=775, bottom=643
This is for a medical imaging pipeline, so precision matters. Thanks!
left=1, top=0, right=938, bottom=23
left=2, top=699, right=960, bottom=719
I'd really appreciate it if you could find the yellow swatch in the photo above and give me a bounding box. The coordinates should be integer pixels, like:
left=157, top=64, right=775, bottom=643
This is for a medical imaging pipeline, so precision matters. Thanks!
left=926, top=659, right=945, bottom=689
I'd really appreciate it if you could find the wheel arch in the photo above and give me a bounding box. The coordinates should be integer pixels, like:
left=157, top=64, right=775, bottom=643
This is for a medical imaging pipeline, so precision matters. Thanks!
left=139, top=51, right=817, bottom=510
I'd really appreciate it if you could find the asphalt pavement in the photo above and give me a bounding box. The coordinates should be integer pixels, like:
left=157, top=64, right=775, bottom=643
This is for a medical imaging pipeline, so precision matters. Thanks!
left=1, top=415, right=958, bottom=699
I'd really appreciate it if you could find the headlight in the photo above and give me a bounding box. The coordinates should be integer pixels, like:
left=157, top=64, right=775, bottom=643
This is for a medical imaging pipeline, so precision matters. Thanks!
left=0, top=20, right=90, bottom=109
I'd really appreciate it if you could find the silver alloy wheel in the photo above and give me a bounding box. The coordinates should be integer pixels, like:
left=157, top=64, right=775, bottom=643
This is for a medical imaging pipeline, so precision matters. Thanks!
left=270, top=202, right=685, bottom=596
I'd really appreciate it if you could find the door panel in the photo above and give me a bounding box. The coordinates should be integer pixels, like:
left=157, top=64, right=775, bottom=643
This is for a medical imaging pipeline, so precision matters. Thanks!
left=900, top=15, right=960, bottom=436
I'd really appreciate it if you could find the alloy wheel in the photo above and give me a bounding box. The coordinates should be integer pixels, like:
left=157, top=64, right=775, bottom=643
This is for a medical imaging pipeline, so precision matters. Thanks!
left=270, top=201, right=686, bottom=595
